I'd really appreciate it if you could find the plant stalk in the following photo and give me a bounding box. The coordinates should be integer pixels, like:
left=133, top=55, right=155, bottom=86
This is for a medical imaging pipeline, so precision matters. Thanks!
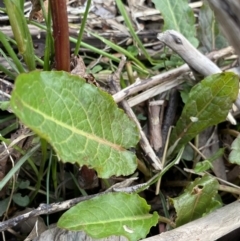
left=49, top=0, right=70, bottom=71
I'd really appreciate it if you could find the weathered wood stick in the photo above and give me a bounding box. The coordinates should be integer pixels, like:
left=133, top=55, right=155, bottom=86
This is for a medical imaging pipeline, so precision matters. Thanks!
left=157, top=30, right=221, bottom=76
left=142, top=201, right=240, bottom=241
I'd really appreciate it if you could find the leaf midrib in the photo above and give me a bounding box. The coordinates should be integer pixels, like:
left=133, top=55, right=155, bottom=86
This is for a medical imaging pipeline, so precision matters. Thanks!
left=177, top=78, right=232, bottom=140
left=18, top=95, right=125, bottom=151
left=69, top=213, right=154, bottom=227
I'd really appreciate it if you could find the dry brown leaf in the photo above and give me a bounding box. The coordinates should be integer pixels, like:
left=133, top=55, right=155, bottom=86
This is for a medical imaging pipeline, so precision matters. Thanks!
left=29, top=0, right=48, bottom=22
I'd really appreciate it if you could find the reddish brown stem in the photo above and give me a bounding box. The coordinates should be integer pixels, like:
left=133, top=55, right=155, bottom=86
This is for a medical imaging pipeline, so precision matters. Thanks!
left=49, top=0, right=70, bottom=71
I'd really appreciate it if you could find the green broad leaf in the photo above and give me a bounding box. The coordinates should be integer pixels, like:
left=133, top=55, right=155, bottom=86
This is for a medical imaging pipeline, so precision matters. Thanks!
left=90, top=65, right=102, bottom=74
left=13, top=193, right=30, bottom=207
left=137, top=113, right=147, bottom=121
left=197, top=1, right=228, bottom=52
left=127, top=46, right=139, bottom=57
left=169, top=55, right=184, bottom=68
left=10, top=71, right=140, bottom=178
left=194, top=148, right=224, bottom=173
left=169, top=72, right=239, bottom=154
left=204, top=194, right=222, bottom=215
left=170, top=175, right=220, bottom=227
left=194, top=160, right=213, bottom=173
left=18, top=180, right=30, bottom=189
left=153, top=0, right=198, bottom=47
left=180, top=83, right=193, bottom=104
left=0, top=101, right=10, bottom=111
left=58, top=192, right=158, bottom=241
left=229, top=134, right=240, bottom=164
left=182, top=144, right=194, bottom=161
left=0, top=198, right=10, bottom=216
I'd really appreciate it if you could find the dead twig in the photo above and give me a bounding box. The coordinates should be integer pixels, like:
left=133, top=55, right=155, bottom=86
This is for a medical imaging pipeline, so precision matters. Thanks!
left=113, top=45, right=235, bottom=108
left=109, top=56, right=162, bottom=170
left=113, top=64, right=189, bottom=103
